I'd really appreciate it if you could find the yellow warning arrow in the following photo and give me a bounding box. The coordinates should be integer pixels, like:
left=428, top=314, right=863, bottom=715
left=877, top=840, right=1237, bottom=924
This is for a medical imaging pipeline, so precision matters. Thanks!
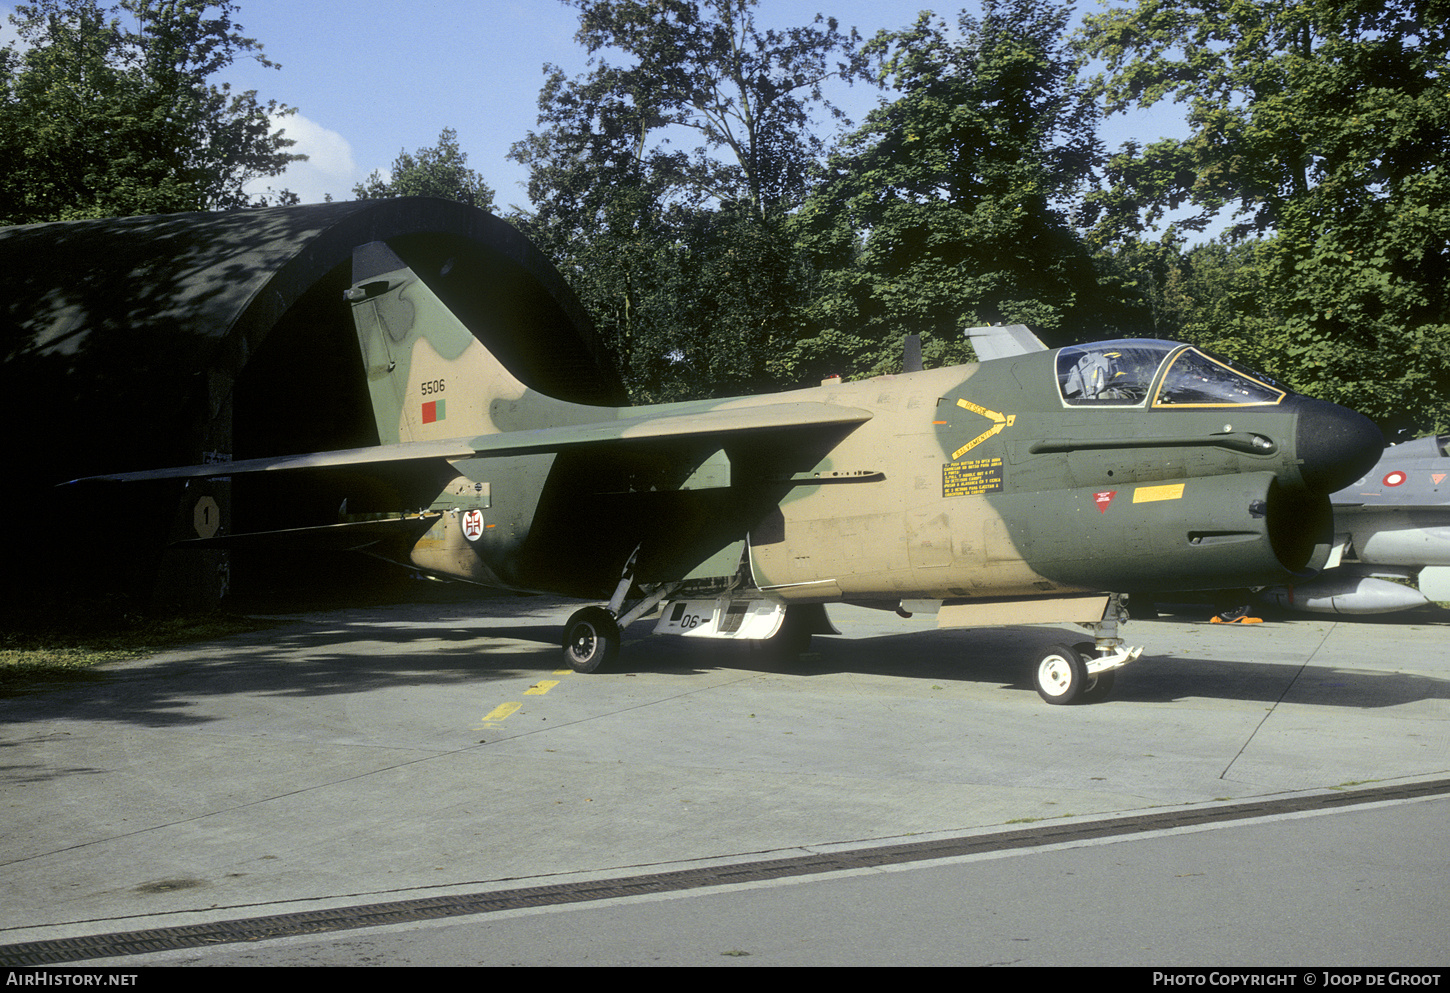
left=951, top=398, right=1016, bottom=460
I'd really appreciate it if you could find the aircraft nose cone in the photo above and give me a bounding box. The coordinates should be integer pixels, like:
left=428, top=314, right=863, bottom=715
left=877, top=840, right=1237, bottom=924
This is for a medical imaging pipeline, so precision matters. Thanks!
left=1291, top=397, right=1383, bottom=493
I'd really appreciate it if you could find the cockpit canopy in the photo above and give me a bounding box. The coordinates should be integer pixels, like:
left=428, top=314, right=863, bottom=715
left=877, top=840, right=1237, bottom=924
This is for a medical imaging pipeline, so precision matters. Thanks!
left=1057, top=339, right=1287, bottom=408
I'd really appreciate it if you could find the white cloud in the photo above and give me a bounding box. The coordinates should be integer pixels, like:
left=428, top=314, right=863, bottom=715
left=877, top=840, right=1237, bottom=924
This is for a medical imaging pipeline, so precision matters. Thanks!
left=279, top=113, right=357, bottom=176
left=247, top=113, right=362, bottom=205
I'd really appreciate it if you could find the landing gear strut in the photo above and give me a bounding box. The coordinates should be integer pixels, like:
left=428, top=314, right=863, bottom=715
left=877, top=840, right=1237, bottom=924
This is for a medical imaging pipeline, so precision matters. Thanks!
left=1074, top=641, right=1117, bottom=703
left=560, top=547, right=679, bottom=673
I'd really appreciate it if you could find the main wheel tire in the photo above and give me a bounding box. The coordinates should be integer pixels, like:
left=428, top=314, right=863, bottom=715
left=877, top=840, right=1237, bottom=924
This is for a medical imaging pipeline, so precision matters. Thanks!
left=1034, top=643, right=1088, bottom=705
left=562, top=607, right=620, bottom=673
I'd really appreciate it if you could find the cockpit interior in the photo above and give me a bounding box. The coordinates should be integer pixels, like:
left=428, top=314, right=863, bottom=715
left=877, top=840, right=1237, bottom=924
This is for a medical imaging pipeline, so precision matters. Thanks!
left=1057, top=340, right=1287, bottom=409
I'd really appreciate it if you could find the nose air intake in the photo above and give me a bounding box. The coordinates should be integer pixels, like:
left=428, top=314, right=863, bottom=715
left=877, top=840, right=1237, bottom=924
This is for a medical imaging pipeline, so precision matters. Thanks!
left=1290, top=397, right=1383, bottom=494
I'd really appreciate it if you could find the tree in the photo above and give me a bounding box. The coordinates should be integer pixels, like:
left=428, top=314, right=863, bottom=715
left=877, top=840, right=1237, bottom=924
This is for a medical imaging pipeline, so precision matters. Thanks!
left=1080, top=0, right=1450, bottom=432
left=352, top=127, right=496, bottom=211
left=797, top=0, right=1104, bottom=379
left=0, top=0, right=303, bottom=224
left=509, top=0, right=866, bottom=401
left=1094, top=237, right=1291, bottom=372
left=557, top=0, right=864, bottom=219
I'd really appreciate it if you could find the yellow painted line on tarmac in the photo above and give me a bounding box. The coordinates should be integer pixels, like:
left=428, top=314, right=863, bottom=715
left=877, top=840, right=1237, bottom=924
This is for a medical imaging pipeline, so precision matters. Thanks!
left=474, top=672, right=575, bottom=731
left=480, top=701, right=522, bottom=724
left=473, top=668, right=580, bottom=732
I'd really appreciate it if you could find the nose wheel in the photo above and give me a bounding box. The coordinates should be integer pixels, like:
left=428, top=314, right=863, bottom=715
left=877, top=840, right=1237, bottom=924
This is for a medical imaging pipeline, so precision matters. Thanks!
left=1034, top=643, right=1089, bottom=704
left=1033, top=641, right=1126, bottom=704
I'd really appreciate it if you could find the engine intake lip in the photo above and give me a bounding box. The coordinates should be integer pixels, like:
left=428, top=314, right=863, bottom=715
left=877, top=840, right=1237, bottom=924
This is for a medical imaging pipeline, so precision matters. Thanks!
left=1264, top=478, right=1333, bottom=575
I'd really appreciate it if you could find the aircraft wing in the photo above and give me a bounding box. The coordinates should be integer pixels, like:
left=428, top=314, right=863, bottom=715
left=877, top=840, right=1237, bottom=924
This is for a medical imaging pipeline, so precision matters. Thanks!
left=66, top=402, right=871, bottom=484
left=466, top=401, right=872, bottom=456
left=1333, top=492, right=1446, bottom=509
left=175, top=514, right=443, bottom=551
left=65, top=438, right=481, bottom=484
left=1331, top=435, right=1449, bottom=508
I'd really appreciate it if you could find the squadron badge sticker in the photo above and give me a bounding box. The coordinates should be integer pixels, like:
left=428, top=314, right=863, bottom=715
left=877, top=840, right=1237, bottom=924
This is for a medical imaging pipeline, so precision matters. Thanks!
left=461, top=509, right=485, bottom=541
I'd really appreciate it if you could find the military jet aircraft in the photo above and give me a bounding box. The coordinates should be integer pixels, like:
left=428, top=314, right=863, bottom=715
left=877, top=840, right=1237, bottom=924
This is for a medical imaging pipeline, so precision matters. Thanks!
left=72, top=242, right=1383, bottom=704
left=1254, top=433, right=1450, bottom=614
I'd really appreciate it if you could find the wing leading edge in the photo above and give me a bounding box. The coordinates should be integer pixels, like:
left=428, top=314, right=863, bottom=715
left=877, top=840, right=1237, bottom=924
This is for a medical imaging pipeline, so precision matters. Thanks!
left=465, top=400, right=872, bottom=457
left=66, top=401, right=873, bottom=484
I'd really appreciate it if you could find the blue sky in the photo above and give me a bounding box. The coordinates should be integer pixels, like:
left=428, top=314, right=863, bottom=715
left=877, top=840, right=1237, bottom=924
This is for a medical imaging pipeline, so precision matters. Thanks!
left=4, top=1, right=1188, bottom=214
left=206, top=1, right=1184, bottom=211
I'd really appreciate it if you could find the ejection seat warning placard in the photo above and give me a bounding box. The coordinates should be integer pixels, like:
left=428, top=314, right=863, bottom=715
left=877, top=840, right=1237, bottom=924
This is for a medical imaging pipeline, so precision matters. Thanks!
left=944, top=457, right=1004, bottom=497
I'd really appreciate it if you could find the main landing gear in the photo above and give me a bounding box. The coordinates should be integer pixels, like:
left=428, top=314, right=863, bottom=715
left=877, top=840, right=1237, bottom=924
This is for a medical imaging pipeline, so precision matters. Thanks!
left=561, top=549, right=679, bottom=674
left=565, top=558, right=1142, bottom=707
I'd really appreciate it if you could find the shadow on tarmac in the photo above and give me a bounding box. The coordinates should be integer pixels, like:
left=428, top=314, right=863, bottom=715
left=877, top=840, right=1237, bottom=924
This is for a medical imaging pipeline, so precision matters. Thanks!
left=3, top=590, right=1446, bottom=733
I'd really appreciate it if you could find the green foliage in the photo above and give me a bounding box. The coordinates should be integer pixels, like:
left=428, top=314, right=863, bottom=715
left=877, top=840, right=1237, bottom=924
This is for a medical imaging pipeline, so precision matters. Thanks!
left=0, top=602, right=271, bottom=695
left=0, top=0, right=304, bottom=224
left=1095, top=236, right=1292, bottom=372
left=1080, top=0, right=1450, bottom=432
left=560, top=0, right=865, bottom=219
left=510, top=0, right=866, bottom=401
left=521, top=0, right=1446, bottom=428
left=352, top=127, right=496, bottom=211
left=797, top=0, right=1105, bottom=379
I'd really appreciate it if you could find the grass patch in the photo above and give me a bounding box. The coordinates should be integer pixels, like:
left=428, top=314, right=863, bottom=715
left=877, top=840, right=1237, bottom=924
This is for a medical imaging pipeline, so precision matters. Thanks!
left=1, top=606, right=273, bottom=695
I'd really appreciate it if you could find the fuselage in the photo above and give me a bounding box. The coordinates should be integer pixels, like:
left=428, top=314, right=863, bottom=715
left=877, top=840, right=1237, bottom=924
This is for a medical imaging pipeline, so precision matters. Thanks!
left=403, top=339, right=1382, bottom=605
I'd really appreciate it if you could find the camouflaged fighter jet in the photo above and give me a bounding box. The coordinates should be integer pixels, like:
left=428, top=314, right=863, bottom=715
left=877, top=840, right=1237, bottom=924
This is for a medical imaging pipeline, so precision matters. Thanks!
left=74, top=242, right=1384, bottom=704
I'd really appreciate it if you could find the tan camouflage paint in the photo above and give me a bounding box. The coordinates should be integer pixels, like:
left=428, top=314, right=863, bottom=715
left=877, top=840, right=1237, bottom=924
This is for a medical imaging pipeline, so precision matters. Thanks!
left=345, top=247, right=1340, bottom=620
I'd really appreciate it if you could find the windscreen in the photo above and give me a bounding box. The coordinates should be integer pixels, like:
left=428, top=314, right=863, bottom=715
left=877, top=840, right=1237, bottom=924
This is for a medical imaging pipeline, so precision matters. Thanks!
left=1153, top=349, right=1286, bottom=407
left=1057, top=340, right=1286, bottom=408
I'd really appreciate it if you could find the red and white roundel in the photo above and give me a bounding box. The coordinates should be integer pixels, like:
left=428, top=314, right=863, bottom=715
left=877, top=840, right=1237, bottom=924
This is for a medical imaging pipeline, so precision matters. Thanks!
left=462, top=509, right=485, bottom=540
left=1383, top=470, right=1407, bottom=487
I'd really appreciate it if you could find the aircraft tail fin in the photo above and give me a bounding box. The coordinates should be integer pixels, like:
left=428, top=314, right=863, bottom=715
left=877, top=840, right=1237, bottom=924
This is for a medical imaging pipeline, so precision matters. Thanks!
left=345, top=242, right=593, bottom=444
